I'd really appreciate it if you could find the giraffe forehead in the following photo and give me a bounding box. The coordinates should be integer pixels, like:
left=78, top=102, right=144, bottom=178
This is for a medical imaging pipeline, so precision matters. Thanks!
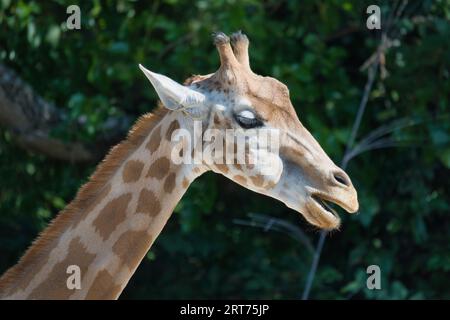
left=197, top=74, right=294, bottom=112
left=186, top=71, right=299, bottom=130
left=246, top=93, right=297, bottom=123
left=245, top=77, right=296, bottom=117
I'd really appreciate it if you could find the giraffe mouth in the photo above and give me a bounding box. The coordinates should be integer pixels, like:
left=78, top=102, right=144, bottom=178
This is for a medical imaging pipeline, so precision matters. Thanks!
left=308, top=194, right=341, bottom=229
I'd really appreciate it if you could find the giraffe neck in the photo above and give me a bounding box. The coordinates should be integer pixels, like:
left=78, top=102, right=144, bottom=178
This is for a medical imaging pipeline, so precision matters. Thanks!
left=0, top=108, right=206, bottom=299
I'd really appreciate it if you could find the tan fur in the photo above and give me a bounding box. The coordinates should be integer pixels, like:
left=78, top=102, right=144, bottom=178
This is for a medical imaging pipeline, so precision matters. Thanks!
left=146, top=157, right=171, bottom=179
left=215, top=163, right=229, bottom=174
left=136, top=188, right=161, bottom=217
left=146, top=125, right=161, bottom=153
left=122, top=160, right=145, bottom=183
left=28, top=237, right=96, bottom=299
left=165, top=120, right=180, bottom=140
left=250, top=175, right=264, bottom=188
left=182, top=177, right=189, bottom=189
left=163, top=173, right=177, bottom=193
left=112, top=230, right=152, bottom=270
left=233, top=175, right=247, bottom=185
left=92, top=193, right=132, bottom=240
left=85, top=269, right=123, bottom=300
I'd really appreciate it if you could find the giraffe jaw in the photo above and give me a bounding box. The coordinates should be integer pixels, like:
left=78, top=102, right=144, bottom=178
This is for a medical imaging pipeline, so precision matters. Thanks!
left=307, top=194, right=341, bottom=230
left=303, top=190, right=359, bottom=230
left=272, top=161, right=359, bottom=230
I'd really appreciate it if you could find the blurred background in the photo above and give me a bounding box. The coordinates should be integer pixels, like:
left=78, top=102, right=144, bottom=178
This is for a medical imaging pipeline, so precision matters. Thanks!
left=0, top=0, right=449, bottom=299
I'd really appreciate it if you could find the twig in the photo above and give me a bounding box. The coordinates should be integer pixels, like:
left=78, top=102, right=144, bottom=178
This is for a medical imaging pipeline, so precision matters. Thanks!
left=233, top=213, right=315, bottom=254
left=355, top=117, right=419, bottom=147
left=300, top=0, right=403, bottom=297
left=345, top=138, right=415, bottom=163
left=302, top=45, right=382, bottom=299
left=301, top=53, right=380, bottom=301
left=157, top=33, right=194, bottom=60
left=301, top=230, right=327, bottom=300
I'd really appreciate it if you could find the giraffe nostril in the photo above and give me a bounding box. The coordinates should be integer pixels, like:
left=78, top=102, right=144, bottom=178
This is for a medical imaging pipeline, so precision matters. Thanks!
left=333, top=171, right=351, bottom=187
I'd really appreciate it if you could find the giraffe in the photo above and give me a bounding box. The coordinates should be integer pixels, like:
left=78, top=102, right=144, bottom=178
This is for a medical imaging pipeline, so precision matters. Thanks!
left=0, top=31, right=358, bottom=299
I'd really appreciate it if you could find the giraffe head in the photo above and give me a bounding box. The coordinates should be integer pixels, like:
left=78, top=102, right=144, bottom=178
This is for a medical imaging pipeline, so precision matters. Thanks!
left=139, top=31, right=358, bottom=230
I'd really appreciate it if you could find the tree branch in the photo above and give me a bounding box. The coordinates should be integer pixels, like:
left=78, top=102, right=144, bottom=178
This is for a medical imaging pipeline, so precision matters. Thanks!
left=301, top=1, right=411, bottom=299
left=0, top=64, right=130, bottom=163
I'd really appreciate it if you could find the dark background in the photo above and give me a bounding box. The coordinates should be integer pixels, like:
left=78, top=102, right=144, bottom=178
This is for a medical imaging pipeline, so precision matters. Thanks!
left=0, top=0, right=449, bottom=299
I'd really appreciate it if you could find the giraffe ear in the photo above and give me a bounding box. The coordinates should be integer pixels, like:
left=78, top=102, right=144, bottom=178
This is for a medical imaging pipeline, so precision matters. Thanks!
left=139, top=64, right=205, bottom=111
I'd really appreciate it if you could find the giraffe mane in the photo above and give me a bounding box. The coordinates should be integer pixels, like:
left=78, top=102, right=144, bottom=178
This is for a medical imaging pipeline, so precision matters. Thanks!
left=0, top=105, right=169, bottom=294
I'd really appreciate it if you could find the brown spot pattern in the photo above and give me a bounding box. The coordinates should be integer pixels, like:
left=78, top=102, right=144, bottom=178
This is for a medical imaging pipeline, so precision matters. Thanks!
left=182, top=177, right=189, bottom=189
left=266, top=181, right=277, bottom=189
left=85, top=270, right=122, bottom=300
left=166, top=120, right=180, bottom=141
left=164, top=173, right=177, bottom=194
left=136, top=188, right=161, bottom=217
left=28, top=237, right=95, bottom=299
left=112, top=230, right=153, bottom=270
left=234, top=163, right=242, bottom=171
left=75, top=183, right=112, bottom=227
left=15, top=256, right=50, bottom=292
left=146, top=125, right=161, bottom=153
left=234, top=175, right=247, bottom=185
left=146, top=157, right=170, bottom=180
left=93, top=193, right=132, bottom=240
left=122, top=160, right=144, bottom=183
left=250, top=175, right=265, bottom=187
left=215, top=164, right=229, bottom=174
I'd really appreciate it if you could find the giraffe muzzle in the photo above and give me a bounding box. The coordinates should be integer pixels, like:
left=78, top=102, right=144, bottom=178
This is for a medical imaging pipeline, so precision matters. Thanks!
left=304, top=182, right=359, bottom=230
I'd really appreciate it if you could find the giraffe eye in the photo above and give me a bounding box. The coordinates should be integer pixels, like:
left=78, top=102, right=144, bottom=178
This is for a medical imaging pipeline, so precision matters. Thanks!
left=234, top=110, right=263, bottom=129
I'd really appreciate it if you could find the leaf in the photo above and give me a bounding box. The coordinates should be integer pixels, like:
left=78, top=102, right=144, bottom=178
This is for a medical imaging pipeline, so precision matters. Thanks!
left=45, top=25, right=60, bottom=47
left=438, top=148, right=450, bottom=168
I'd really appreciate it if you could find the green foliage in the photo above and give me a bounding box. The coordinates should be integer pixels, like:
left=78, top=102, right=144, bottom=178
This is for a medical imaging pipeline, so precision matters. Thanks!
left=0, top=0, right=449, bottom=299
